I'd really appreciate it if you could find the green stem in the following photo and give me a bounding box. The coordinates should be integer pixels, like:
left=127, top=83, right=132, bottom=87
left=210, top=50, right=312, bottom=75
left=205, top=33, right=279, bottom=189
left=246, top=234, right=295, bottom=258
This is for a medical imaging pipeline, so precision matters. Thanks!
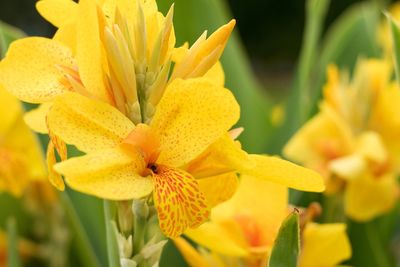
left=103, top=200, right=122, bottom=267
left=296, top=0, right=330, bottom=125
left=59, top=192, right=101, bottom=267
left=365, top=222, right=391, bottom=267
left=6, top=218, right=21, bottom=267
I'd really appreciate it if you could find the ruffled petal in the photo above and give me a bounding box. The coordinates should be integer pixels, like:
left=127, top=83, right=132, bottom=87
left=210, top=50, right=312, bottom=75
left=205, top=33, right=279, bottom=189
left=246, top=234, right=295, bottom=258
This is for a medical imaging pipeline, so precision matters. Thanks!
left=36, top=0, right=77, bottom=28
left=24, top=103, right=52, bottom=134
left=198, top=172, right=238, bottom=207
left=153, top=165, right=210, bottom=237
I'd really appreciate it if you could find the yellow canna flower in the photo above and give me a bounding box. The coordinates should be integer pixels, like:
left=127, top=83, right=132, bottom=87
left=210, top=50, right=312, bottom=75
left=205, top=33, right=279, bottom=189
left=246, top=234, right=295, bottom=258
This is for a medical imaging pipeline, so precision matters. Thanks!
left=0, top=85, right=47, bottom=196
left=174, top=175, right=351, bottom=267
left=284, top=59, right=400, bottom=221
left=0, top=0, right=325, bottom=239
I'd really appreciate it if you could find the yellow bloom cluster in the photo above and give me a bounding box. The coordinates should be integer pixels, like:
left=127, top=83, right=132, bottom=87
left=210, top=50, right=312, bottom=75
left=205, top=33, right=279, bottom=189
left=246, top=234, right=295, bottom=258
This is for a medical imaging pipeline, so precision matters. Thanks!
left=0, top=0, right=324, bottom=238
left=285, top=59, right=400, bottom=221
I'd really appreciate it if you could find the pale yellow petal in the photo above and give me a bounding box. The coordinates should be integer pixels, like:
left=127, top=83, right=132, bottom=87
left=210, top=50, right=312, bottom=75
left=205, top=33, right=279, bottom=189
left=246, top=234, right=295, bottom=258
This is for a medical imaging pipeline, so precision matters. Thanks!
left=356, top=131, right=387, bottom=163
left=241, top=155, right=325, bottom=192
left=47, top=92, right=134, bottom=153
left=36, top=0, right=77, bottom=28
left=186, top=134, right=251, bottom=179
left=54, top=22, right=77, bottom=54
left=212, top=175, right=288, bottom=247
left=328, top=154, right=366, bottom=180
left=76, top=0, right=110, bottom=102
left=198, top=172, right=238, bottom=207
left=0, top=37, right=74, bottom=103
left=151, top=78, right=240, bottom=167
left=24, top=103, right=52, bottom=134
left=46, top=141, right=65, bottom=191
left=283, top=105, right=354, bottom=165
left=185, top=222, right=249, bottom=257
left=54, top=148, right=153, bottom=200
left=345, top=173, right=399, bottom=221
left=299, top=223, right=351, bottom=267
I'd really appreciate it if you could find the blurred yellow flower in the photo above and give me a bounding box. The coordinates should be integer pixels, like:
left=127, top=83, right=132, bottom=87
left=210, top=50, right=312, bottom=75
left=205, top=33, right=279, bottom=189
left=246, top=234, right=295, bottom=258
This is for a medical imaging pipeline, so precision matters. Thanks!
left=0, top=86, right=46, bottom=197
left=174, top=175, right=351, bottom=267
left=284, top=59, right=400, bottom=221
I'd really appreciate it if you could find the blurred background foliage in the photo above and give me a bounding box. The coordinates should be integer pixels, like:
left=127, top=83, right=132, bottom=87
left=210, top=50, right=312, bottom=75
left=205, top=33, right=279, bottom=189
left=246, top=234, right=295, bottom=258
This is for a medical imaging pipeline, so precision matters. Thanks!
left=1, top=0, right=400, bottom=266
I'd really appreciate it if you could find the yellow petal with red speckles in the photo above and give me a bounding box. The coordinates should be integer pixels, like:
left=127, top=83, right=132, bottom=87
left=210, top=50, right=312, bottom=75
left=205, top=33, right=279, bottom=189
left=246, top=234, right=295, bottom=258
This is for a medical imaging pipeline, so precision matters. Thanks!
left=153, top=165, right=210, bottom=238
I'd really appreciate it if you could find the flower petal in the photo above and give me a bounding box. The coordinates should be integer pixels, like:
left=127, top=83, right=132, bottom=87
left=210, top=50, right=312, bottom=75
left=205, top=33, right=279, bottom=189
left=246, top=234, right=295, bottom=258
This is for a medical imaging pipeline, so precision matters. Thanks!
left=173, top=237, right=210, bottom=267
left=24, top=103, right=52, bottom=134
left=283, top=104, right=354, bottom=165
left=36, top=0, right=77, bottom=28
left=76, top=0, right=110, bottom=102
left=185, top=221, right=249, bottom=257
left=151, top=78, right=240, bottom=167
left=46, top=141, right=65, bottom=191
left=211, top=175, right=288, bottom=248
left=241, top=155, right=325, bottom=192
left=345, top=173, right=399, bottom=221
left=153, top=165, right=210, bottom=238
left=47, top=92, right=134, bottom=153
left=54, top=148, right=152, bottom=200
left=198, top=172, right=238, bottom=208
left=0, top=37, right=75, bottom=103
left=299, top=223, right=351, bottom=267
left=186, top=134, right=251, bottom=179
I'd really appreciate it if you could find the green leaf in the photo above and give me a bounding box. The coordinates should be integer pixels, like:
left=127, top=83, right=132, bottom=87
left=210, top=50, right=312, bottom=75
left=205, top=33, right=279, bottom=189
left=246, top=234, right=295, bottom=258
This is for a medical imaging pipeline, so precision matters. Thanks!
left=268, top=212, right=300, bottom=267
left=103, top=200, right=121, bottom=267
left=158, top=0, right=272, bottom=153
left=6, top=218, right=21, bottom=267
left=0, top=21, right=25, bottom=58
left=387, top=13, right=400, bottom=83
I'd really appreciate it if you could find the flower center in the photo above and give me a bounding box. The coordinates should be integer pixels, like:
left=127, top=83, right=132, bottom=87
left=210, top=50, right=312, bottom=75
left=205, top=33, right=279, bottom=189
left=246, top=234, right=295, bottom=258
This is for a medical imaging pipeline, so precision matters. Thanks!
left=121, top=124, right=161, bottom=166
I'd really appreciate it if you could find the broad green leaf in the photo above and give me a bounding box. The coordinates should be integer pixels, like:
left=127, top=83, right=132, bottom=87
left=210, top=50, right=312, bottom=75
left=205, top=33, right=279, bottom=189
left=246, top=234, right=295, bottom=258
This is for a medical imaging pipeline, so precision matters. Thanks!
left=158, top=0, right=272, bottom=153
left=268, top=212, right=300, bottom=267
left=6, top=218, right=21, bottom=267
left=103, top=200, right=121, bottom=267
left=387, top=13, right=400, bottom=83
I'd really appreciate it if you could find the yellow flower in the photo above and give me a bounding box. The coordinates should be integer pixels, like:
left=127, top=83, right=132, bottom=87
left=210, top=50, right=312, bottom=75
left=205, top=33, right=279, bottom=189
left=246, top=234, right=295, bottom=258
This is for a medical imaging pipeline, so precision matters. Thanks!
left=174, top=175, right=351, bottom=267
left=0, top=0, right=235, bottom=190
left=0, top=86, right=46, bottom=196
left=1, top=0, right=325, bottom=238
left=284, top=59, right=400, bottom=221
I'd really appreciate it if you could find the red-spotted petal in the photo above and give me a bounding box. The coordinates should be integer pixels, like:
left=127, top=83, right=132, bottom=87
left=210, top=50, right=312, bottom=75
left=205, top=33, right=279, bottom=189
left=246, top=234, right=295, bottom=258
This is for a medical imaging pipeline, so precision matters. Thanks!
left=152, top=165, right=210, bottom=238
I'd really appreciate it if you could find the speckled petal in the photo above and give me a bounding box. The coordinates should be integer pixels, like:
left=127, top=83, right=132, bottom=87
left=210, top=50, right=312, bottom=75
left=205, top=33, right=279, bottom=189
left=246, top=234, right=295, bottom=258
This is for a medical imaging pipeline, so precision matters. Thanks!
left=54, top=148, right=152, bottom=200
left=153, top=165, right=210, bottom=238
left=47, top=92, right=134, bottom=153
left=0, top=37, right=75, bottom=103
left=151, top=78, right=240, bottom=167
